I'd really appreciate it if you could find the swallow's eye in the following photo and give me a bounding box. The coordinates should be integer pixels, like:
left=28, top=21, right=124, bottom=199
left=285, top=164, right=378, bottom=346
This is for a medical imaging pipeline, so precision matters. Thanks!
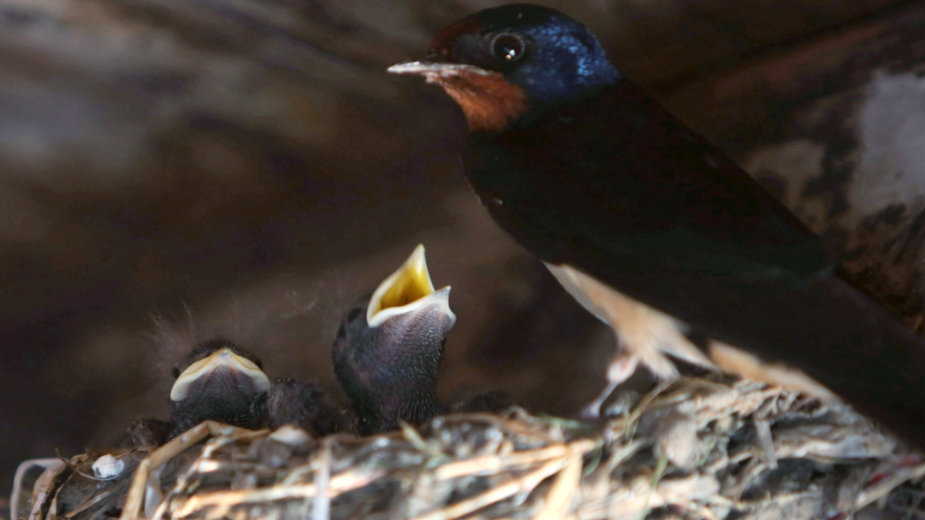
left=172, top=367, right=180, bottom=379
left=490, top=33, right=526, bottom=63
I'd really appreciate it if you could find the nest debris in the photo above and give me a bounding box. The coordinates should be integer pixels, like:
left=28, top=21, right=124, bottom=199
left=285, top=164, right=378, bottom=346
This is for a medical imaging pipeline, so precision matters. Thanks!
left=12, top=374, right=924, bottom=520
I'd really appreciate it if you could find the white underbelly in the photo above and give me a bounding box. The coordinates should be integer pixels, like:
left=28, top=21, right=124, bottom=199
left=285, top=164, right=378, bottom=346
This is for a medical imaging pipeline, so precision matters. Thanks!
left=544, top=262, right=713, bottom=378
left=545, top=262, right=835, bottom=399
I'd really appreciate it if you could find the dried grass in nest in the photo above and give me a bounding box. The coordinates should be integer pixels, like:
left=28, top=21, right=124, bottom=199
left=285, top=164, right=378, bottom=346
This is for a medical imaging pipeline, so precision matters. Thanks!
left=13, top=374, right=924, bottom=520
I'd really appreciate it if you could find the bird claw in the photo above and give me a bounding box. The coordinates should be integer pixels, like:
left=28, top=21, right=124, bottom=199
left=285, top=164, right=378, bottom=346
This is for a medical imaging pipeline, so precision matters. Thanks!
left=579, top=389, right=614, bottom=420
left=580, top=352, right=641, bottom=419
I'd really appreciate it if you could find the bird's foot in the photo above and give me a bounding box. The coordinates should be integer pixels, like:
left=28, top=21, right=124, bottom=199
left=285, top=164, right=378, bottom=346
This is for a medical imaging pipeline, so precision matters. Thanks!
left=580, top=351, right=640, bottom=419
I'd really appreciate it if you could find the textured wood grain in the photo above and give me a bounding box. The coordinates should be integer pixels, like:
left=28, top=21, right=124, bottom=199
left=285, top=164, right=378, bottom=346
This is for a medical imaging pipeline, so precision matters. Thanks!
left=662, top=3, right=925, bottom=322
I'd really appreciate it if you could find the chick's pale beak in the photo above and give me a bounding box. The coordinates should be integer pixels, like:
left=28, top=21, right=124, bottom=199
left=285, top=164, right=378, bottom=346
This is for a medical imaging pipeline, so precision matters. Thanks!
left=367, top=244, right=455, bottom=328
left=170, top=347, right=271, bottom=401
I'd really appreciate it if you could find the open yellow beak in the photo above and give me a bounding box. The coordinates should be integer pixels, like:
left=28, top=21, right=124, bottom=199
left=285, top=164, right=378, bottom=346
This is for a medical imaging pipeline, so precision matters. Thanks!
left=366, top=244, right=455, bottom=328
left=169, top=347, right=271, bottom=402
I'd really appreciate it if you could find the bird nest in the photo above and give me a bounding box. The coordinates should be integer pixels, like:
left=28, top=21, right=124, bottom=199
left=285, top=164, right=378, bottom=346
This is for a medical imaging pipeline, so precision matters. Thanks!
left=13, top=374, right=924, bottom=520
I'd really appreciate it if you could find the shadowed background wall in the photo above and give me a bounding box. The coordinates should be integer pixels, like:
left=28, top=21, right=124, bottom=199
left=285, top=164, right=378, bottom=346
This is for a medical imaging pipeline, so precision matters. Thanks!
left=1, top=0, right=922, bottom=494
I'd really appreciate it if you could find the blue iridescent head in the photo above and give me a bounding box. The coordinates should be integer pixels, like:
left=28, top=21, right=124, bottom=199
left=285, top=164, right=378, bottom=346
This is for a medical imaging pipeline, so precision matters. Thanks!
left=389, top=4, right=620, bottom=131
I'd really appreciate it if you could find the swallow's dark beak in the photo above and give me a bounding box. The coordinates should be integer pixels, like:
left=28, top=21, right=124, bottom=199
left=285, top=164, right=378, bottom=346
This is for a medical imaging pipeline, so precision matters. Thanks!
left=388, top=59, right=526, bottom=133
left=387, top=61, right=494, bottom=82
left=365, top=244, right=455, bottom=329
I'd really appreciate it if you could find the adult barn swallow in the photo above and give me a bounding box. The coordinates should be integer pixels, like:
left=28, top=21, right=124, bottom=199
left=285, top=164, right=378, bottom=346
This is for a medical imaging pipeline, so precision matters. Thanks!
left=333, top=245, right=456, bottom=435
left=389, top=4, right=925, bottom=446
left=168, top=338, right=271, bottom=436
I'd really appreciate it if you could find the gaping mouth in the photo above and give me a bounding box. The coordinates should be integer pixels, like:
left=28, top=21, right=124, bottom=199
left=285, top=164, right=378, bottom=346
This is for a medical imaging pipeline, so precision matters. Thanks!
left=170, top=347, right=271, bottom=402
left=366, top=244, right=455, bottom=328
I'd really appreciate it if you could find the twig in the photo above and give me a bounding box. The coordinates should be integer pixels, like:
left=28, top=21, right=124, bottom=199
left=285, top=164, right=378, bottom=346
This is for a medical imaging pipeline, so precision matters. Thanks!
left=534, top=450, right=582, bottom=520
left=409, top=458, right=568, bottom=520
left=436, top=440, right=597, bottom=480
left=171, top=469, right=387, bottom=517
left=311, top=437, right=332, bottom=520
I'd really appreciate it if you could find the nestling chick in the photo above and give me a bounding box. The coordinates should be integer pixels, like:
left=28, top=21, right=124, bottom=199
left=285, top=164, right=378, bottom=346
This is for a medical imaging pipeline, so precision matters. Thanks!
left=168, top=338, right=270, bottom=437
left=333, top=245, right=456, bottom=435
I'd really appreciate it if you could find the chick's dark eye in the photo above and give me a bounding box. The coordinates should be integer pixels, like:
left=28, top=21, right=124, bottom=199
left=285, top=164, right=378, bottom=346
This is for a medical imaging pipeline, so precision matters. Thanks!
left=490, top=33, right=526, bottom=63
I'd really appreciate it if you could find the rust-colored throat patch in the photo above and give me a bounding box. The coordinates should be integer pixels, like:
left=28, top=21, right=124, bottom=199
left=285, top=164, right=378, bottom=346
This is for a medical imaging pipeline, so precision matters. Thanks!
left=389, top=61, right=528, bottom=132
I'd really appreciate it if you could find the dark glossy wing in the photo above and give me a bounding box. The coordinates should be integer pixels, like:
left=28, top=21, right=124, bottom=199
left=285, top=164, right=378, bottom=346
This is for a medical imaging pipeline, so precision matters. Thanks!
left=468, top=80, right=833, bottom=281
left=464, top=80, right=925, bottom=444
